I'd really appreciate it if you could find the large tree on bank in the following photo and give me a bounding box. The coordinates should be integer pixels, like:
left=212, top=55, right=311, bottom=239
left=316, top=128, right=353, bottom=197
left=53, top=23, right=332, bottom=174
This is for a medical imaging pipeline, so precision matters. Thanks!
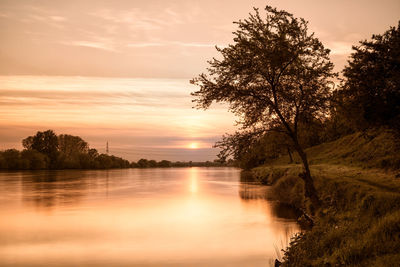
left=191, top=6, right=336, bottom=211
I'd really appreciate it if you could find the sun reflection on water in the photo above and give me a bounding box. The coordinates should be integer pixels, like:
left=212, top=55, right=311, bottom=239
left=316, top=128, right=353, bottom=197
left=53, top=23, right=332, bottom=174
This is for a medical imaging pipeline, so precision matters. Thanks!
left=189, top=167, right=198, bottom=194
left=0, top=168, right=301, bottom=266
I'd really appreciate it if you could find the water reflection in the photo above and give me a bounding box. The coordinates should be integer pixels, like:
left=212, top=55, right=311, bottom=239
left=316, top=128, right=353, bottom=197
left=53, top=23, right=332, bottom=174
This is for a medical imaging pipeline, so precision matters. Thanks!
left=238, top=173, right=302, bottom=220
left=239, top=181, right=269, bottom=200
left=21, top=171, right=88, bottom=210
left=0, top=168, right=300, bottom=266
left=189, top=167, right=198, bottom=194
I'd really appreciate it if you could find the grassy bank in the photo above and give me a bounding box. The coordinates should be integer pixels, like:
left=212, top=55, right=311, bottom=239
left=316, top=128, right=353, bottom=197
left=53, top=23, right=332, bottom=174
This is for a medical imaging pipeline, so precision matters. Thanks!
left=251, top=128, right=400, bottom=266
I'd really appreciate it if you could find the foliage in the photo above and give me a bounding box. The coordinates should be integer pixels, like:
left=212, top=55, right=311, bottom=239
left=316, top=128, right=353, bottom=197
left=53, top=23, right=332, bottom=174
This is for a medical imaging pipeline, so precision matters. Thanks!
left=20, top=149, right=48, bottom=169
left=23, top=130, right=59, bottom=167
left=58, top=134, right=89, bottom=158
left=191, top=6, right=335, bottom=130
left=1, top=130, right=130, bottom=170
left=338, top=21, right=400, bottom=130
left=1, top=149, right=21, bottom=169
left=130, top=159, right=232, bottom=168
left=191, top=6, right=336, bottom=209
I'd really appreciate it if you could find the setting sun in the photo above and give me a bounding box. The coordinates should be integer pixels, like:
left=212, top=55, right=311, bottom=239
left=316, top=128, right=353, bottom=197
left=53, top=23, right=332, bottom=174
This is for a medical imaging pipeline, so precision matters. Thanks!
left=188, top=143, right=199, bottom=149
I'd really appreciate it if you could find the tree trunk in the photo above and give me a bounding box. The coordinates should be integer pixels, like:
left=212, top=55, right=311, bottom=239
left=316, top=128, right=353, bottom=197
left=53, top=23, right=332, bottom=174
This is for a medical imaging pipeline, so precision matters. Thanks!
left=293, top=140, right=321, bottom=214
left=287, top=146, right=293, bottom=163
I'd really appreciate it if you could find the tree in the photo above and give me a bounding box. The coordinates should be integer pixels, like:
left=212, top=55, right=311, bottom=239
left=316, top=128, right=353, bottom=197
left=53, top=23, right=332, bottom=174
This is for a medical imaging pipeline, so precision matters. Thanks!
left=1, top=149, right=21, bottom=169
left=148, top=160, right=157, bottom=168
left=158, top=160, right=172, bottom=167
left=215, top=128, right=296, bottom=169
left=20, top=149, right=48, bottom=170
left=191, top=6, right=336, bottom=211
left=340, top=21, right=400, bottom=130
left=57, top=134, right=89, bottom=168
left=58, top=134, right=89, bottom=157
left=137, top=158, right=149, bottom=168
left=23, top=130, right=59, bottom=167
left=22, top=136, right=34, bottom=150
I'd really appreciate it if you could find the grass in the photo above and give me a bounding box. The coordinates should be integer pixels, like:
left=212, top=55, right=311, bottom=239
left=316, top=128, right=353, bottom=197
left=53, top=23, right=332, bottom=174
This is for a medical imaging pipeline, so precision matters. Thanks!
left=271, top=127, right=400, bottom=170
left=251, top=128, right=400, bottom=266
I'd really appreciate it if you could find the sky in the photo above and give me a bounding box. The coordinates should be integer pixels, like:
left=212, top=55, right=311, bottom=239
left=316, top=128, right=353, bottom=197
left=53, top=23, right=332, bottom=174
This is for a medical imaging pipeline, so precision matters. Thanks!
left=0, top=0, right=399, bottom=161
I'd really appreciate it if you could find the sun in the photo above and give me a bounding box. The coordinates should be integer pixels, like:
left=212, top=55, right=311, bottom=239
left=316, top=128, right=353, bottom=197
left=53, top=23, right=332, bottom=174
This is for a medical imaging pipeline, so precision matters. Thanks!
left=188, top=142, right=198, bottom=149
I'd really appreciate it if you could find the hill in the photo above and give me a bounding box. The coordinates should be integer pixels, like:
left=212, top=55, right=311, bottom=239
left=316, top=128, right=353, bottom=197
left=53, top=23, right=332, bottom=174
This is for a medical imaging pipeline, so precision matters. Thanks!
left=249, top=128, right=400, bottom=266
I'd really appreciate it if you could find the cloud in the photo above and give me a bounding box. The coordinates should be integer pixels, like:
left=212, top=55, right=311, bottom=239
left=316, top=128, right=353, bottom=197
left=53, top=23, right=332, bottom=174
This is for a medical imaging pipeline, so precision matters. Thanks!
left=89, top=8, right=182, bottom=31
left=92, top=7, right=185, bottom=25
left=126, top=42, right=164, bottom=47
left=127, top=41, right=219, bottom=48
left=60, top=40, right=117, bottom=52
left=0, top=75, right=236, bottom=160
left=49, top=15, right=66, bottom=22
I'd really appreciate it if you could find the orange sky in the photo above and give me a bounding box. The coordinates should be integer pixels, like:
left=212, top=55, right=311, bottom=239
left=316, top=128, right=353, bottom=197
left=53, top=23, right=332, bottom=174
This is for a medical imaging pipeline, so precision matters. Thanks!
left=0, top=0, right=399, bottom=160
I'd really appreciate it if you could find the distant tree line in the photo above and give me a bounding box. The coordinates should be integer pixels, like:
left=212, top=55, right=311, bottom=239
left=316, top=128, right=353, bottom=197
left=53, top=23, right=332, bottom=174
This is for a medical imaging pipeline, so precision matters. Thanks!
left=0, top=130, right=130, bottom=170
left=0, top=130, right=235, bottom=170
left=130, top=158, right=236, bottom=168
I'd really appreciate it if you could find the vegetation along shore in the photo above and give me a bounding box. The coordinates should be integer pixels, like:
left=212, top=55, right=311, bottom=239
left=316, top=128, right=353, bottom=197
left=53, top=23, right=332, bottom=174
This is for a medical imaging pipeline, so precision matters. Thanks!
left=0, top=130, right=232, bottom=170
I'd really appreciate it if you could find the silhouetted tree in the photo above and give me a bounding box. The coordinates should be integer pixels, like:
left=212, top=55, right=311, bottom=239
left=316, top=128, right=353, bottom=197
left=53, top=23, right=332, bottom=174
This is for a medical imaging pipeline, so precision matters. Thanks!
left=57, top=134, right=89, bottom=168
left=1, top=131, right=130, bottom=170
left=158, top=160, right=172, bottom=167
left=191, top=6, right=336, bottom=210
left=22, top=136, right=34, bottom=150
left=23, top=130, right=59, bottom=167
left=88, top=148, right=99, bottom=159
left=58, top=134, right=89, bottom=157
left=339, top=21, right=400, bottom=130
left=20, top=149, right=48, bottom=169
left=137, top=158, right=149, bottom=168
left=1, top=149, right=21, bottom=169
left=216, top=128, right=296, bottom=169
left=148, top=160, right=157, bottom=168
left=96, top=154, right=113, bottom=169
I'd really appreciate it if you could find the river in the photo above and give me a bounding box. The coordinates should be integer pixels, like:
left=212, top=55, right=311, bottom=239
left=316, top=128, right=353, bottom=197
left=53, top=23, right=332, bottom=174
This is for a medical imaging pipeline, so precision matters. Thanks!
left=0, top=167, right=299, bottom=266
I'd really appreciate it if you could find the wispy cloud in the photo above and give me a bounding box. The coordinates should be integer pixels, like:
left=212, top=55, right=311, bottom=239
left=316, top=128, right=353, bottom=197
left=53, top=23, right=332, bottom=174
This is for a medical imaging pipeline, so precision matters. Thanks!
left=49, top=15, right=66, bottom=22
left=60, top=40, right=117, bottom=52
left=0, top=76, right=235, bottom=159
left=90, top=8, right=183, bottom=31
left=126, top=42, right=164, bottom=48
left=127, top=41, right=219, bottom=48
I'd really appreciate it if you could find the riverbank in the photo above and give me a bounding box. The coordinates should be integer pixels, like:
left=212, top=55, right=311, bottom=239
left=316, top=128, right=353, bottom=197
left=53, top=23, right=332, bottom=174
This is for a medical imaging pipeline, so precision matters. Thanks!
left=250, top=128, right=400, bottom=266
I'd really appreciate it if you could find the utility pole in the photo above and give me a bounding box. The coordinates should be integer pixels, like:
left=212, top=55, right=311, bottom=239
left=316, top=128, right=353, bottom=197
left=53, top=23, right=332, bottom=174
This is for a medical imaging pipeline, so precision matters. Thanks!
left=106, top=141, right=109, bottom=154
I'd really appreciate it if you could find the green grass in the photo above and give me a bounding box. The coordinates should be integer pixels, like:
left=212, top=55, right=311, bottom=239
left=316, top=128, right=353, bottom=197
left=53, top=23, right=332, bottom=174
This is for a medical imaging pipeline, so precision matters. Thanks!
left=252, top=128, right=400, bottom=266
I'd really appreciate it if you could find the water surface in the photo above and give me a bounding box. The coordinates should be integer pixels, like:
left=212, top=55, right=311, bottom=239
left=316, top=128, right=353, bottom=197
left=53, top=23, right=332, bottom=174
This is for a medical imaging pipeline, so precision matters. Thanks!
left=0, top=167, right=299, bottom=266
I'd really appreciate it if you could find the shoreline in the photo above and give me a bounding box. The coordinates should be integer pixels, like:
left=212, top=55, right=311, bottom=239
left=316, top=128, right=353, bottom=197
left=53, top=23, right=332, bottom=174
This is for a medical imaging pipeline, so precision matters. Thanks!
left=248, top=163, right=400, bottom=265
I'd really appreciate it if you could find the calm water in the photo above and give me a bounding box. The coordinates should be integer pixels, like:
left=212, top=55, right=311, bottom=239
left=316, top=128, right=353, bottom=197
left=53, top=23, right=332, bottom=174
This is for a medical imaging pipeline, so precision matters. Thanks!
left=0, top=167, right=299, bottom=266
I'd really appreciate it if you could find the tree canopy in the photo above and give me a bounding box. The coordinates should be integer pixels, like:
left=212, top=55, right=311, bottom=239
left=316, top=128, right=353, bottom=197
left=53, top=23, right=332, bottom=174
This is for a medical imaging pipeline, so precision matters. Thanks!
left=22, top=130, right=59, bottom=167
left=3, top=130, right=130, bottom=170
left=339, top=21, right=400, bottom=130
left=191, top=6, right=336, bottom=211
